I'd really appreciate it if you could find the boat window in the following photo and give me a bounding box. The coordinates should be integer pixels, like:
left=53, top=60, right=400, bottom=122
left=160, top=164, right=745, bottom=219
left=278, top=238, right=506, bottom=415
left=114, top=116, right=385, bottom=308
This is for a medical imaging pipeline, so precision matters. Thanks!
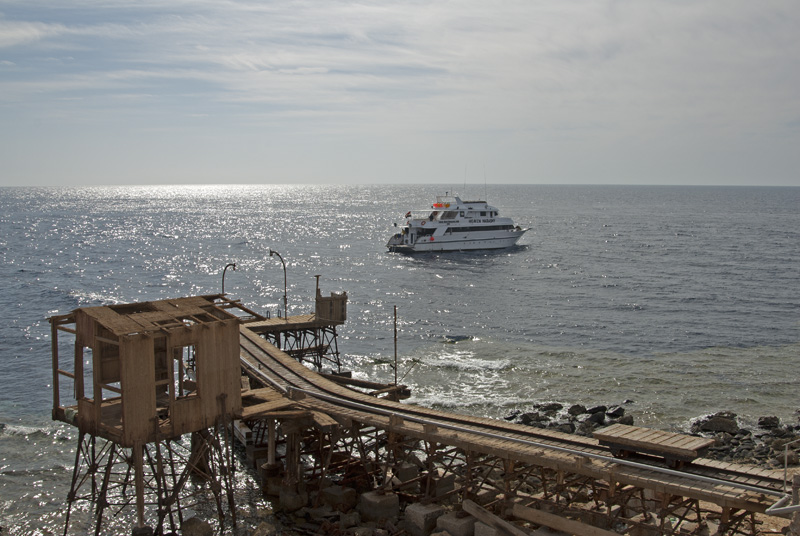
left=449, top=225, right=515, bottom=233
left=480, top=211, right=486, bottom=216
left=440, top=211, right=458, bottom=220
left=460, top=212, right=464, bottom=217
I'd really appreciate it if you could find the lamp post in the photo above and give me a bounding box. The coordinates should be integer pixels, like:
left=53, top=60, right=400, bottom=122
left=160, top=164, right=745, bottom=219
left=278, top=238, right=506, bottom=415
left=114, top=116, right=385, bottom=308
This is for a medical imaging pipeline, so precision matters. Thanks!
left=269, top=249, right=288, bottom=321
left=221, top=262, right=236, bottom=295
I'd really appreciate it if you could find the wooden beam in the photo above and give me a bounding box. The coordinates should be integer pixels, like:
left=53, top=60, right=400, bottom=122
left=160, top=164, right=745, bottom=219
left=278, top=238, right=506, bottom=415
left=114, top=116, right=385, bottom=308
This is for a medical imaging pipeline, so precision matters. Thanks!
left=238, top=398, right=296, bottom=420
left=512, top=503, right=621, bottom=536
left=462, top=499, right=528, bottom=536
left=311, top=411, right=339, bottom=432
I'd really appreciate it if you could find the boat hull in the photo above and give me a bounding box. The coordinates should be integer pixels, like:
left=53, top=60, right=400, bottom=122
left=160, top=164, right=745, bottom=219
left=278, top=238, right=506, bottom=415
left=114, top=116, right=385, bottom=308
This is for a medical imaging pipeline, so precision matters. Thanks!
left=387, top=230, right=526, bottom=253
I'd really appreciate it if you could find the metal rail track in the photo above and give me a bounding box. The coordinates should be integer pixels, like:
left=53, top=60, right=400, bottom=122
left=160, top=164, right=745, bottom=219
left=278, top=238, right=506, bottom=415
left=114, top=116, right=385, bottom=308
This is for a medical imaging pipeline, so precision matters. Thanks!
left=239, top=328, right=787, bottom=500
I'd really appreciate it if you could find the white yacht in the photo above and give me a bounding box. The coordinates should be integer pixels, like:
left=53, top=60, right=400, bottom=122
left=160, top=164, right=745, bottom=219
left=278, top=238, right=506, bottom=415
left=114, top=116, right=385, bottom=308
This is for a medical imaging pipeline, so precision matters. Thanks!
left=386, top=193, right=528, bottom=253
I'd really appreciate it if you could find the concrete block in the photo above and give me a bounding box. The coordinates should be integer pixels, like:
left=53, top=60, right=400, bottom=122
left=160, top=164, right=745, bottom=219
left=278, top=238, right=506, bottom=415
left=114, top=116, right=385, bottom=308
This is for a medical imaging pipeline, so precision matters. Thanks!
left=436, top=511, right=476, bottom=536
left=405, top=502, right=445, bottom=536
left=427, top=473, right=456, bottom=497
left=358, top=491, right=400, bottom=522
left=395, top=461, right=420, bottom=481
left=395, top=461, right=421, bottom=492
left=262, top=476, right=283, bottom=497
left=474, top=521, right=498, bottom=536
left=320, top=484, right=358, bottom=512
left=279, top=487, right=308, bottom=512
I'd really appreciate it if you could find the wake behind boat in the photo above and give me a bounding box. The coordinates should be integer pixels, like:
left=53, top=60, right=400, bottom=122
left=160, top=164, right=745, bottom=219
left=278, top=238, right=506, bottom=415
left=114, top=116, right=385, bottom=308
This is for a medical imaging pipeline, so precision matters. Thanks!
left=387, top=193, right=528, bottom=253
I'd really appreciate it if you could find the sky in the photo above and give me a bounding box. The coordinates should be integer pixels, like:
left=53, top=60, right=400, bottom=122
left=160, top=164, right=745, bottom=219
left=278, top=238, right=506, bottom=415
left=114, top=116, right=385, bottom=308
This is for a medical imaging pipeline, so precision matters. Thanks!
left=1, top=1, right=799, bottom=187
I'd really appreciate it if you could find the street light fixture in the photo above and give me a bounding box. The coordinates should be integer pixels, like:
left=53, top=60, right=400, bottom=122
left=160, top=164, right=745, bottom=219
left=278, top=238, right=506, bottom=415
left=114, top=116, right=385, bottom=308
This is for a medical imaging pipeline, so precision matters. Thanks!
left=269, top=249, right=288, bottom=321
left=221, top=262, right=236, bottom=294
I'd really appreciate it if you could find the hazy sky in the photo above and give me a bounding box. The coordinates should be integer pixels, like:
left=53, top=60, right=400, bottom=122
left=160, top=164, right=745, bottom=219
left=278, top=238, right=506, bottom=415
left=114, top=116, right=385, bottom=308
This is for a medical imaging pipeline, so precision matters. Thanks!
left=1, top=1, right=799, bottom=187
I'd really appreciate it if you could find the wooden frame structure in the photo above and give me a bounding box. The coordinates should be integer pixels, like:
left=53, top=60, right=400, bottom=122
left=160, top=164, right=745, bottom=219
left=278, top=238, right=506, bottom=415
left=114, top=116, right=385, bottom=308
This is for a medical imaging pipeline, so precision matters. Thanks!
left=246, top=286, right=348, bottom=372
left=242, top=408, right=771, bottom=536
left=50, top=295, right=260, bottom=534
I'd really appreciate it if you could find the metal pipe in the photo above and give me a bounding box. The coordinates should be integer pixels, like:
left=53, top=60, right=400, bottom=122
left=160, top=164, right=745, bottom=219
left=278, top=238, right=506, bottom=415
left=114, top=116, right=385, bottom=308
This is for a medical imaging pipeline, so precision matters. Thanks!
left=393, top=305, right=398, bottom=386
left=784, top=438, right=800, bottom=492
left=222, top=262, right=236, bottom=294
left=268, top=249, right=288, bottom=321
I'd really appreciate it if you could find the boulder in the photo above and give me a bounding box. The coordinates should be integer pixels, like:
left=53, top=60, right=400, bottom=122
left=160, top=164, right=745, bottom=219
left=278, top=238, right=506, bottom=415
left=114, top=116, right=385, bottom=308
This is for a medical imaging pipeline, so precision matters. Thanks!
left=549, top=421, right=575, bottom=434
left=537, top=402, right=563, bottom=415
left=181, top=517, right=213, bottom=536
left=758, top=416, right=781, bottom=429
left=568, top=404, right=587, bottom=416
left=520, top=412, right=546, bottom=426
left=586, top=411, right=606, bottom=426
left=612, top=415, right=634, bottom=426
left=695, top=413, right=739, bottom=434
left=575, top=420, right=598, bottom=436
left=251, top=521, right=279, bottom=536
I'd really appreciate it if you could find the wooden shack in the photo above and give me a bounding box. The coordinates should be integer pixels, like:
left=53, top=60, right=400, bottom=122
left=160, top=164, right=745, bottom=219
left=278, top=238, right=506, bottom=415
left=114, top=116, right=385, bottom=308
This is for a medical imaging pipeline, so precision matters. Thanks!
left=314, top=288, right=347, bottom=324
left=51, top=295, right=244, bottom=447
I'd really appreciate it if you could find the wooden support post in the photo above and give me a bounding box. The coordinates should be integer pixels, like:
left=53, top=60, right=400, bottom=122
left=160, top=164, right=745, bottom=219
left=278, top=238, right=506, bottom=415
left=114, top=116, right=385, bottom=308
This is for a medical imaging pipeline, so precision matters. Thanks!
left=793, top=474, right=800, bottom=505
left=464, top=450, right=474, bottom=501
left=503, top=459, right=515, bottom=499
left=285, top=431, right=301, bottom=484
left=267, top=418, right=276, bottom=466
left=51, top=321, right=60, bottom=413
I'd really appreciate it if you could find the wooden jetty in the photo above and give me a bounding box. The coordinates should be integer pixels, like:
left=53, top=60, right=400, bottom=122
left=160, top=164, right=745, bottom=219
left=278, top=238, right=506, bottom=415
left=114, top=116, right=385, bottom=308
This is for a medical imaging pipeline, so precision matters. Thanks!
left=49, top=287, right=796, bottom=536
left=236, top=326, right=792, bottom=536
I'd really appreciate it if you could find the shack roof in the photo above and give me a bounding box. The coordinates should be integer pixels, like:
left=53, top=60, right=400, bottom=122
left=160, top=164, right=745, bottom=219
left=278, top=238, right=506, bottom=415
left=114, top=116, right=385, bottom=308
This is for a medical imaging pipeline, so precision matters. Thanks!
left=75, top=294, right=238, bottom=337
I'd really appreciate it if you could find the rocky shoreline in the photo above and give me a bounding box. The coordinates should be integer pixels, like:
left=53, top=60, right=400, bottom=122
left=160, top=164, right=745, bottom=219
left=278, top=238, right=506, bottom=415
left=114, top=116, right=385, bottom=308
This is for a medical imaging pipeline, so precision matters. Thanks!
left=504, top=402, right=800, bottom=468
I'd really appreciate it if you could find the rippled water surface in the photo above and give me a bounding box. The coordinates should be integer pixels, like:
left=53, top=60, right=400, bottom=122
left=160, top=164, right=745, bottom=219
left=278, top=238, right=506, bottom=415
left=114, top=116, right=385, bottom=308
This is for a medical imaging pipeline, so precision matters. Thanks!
left=1, top=184, right=798, bottom=533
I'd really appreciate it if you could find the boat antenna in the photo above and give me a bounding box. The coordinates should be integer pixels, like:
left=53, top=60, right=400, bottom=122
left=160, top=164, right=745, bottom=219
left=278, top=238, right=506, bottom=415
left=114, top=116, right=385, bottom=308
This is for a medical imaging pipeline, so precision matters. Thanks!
left=464, top=164, right=467, bottom=196
left=484, top=164, right=487, bottom=201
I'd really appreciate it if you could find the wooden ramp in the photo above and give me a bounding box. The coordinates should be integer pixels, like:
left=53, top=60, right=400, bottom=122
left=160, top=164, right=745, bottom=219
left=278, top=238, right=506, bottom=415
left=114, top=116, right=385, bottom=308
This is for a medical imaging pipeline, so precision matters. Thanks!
left=237, top=324, right=787, bottom=530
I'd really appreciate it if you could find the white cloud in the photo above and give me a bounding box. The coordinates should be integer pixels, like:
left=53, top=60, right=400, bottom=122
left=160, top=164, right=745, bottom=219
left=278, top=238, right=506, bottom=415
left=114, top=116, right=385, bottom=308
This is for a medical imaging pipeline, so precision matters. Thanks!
left=1, top=0, right=799, bottom=185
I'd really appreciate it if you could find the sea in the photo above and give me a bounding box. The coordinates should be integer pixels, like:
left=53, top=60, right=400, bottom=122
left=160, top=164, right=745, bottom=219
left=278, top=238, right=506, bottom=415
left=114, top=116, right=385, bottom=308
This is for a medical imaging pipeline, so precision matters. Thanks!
left=1, top=184, right=798, bottom=534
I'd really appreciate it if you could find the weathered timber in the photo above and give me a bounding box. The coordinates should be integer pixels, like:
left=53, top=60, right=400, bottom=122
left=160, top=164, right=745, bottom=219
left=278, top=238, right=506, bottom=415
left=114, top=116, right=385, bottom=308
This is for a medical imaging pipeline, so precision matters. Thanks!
left=594, top=423, right=715, bottom=464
